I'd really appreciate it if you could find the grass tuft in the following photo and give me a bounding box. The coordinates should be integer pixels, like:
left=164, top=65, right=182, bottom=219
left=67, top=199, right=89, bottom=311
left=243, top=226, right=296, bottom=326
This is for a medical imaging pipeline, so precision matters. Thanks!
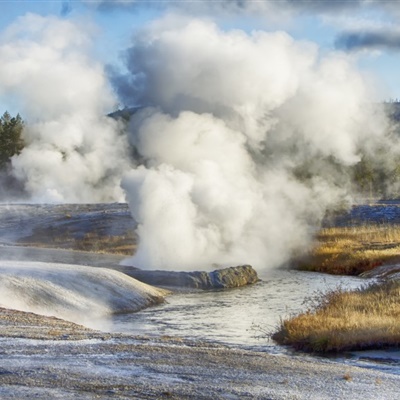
left=272, top=280, right=400, bottom=353
left=343, top=373, right=353, bottom=382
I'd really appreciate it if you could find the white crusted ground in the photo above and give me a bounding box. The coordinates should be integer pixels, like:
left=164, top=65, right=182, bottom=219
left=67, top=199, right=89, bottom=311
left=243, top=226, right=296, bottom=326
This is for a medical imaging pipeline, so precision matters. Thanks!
left=0, top=260, right=168, bottom=328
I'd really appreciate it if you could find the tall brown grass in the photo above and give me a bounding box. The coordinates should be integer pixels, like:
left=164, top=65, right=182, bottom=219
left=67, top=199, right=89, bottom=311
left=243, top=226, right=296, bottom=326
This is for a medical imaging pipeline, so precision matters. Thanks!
left=272, top=280, right=400, bottom=353
left=298, top=224, right=400, bottom=275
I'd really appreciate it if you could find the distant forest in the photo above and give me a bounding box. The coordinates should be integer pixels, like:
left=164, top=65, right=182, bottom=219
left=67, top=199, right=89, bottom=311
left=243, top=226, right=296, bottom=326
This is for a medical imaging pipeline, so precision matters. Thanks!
left=1, top=105, right=400, bottom=200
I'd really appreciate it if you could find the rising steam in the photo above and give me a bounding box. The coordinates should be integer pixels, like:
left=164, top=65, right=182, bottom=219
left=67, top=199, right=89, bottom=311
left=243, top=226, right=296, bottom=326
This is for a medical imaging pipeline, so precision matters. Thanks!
left=0, top=13, right=398, bottom=273
left=0, top=14, right=130, bottom=202
left=120, top=17, right=393, bottom=271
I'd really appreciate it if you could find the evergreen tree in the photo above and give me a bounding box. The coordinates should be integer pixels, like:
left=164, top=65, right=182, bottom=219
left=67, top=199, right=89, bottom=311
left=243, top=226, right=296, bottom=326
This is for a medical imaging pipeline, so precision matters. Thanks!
left=0, top=111, right=24, bottom=169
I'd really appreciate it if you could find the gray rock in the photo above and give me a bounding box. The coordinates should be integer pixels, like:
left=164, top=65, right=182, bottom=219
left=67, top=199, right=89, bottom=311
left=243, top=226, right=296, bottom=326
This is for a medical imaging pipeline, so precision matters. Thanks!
left=114, top=265, right=260, bottom=289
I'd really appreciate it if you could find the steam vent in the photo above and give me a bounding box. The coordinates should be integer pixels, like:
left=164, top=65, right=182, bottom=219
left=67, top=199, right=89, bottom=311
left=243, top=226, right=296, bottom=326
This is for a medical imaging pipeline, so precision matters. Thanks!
left=118, top=265, right=260, bottom=290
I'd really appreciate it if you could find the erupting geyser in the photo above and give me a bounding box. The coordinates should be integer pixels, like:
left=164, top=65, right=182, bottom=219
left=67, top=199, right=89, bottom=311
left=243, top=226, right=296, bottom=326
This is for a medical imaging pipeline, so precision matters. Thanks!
left=119, top=17, right=394, bottom=272
left=0, top=10, right=399, bottom=274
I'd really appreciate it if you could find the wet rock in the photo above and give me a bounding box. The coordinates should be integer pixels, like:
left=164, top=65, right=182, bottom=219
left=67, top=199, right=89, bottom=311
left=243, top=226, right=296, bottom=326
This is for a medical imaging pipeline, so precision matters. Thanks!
left=115, top=265, right=260, bottom=289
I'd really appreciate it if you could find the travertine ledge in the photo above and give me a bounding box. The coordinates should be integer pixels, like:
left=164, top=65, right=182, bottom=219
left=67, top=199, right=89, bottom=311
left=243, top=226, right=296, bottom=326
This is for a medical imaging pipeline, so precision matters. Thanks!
left=115, top=264, right=260, bottom=289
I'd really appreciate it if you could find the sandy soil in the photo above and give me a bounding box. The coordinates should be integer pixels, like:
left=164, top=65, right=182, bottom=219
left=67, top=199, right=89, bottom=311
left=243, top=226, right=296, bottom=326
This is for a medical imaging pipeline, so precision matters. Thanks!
left=0, top=307, right=399, bottom=400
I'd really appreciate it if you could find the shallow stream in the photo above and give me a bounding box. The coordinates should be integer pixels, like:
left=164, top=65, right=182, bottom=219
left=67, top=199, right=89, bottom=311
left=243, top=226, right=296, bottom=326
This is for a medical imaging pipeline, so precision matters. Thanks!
left=108, top=269, right=400, bottom=375
left=110, top=269, right=361, bottom=349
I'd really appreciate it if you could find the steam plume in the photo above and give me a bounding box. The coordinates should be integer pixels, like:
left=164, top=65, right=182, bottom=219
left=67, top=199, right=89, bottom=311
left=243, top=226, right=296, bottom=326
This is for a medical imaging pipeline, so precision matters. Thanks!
left=1, top=12, right=398, bottom=274
left=119, top=17, right=394, bottom=272
left=0, top=14, right=130, bottom=202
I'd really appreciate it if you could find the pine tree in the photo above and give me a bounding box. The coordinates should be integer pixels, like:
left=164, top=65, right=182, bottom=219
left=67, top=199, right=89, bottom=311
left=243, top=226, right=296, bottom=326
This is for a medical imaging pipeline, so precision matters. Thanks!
left=0, top=111, right=24, bottom=169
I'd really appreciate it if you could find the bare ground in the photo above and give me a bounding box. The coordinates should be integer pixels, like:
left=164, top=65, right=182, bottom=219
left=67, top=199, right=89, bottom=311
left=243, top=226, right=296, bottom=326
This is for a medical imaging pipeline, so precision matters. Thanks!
left=0, top=307, right=399, bottom=400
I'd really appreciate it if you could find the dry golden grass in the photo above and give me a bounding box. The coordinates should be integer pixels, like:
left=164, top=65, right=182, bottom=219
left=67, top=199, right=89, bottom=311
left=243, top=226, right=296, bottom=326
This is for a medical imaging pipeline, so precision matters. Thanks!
left=72, top=232, right=137, bottom=255
left=272, top=280, right=400, bottom=353
left=298, top=224, right=400, bottom=275
left=19, top=231, right=137, bottom=256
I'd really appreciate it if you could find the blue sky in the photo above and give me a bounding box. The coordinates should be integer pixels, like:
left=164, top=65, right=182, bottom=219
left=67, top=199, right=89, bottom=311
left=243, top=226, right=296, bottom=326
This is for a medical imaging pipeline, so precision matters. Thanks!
left=1, top=0, right=400, bottom=115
